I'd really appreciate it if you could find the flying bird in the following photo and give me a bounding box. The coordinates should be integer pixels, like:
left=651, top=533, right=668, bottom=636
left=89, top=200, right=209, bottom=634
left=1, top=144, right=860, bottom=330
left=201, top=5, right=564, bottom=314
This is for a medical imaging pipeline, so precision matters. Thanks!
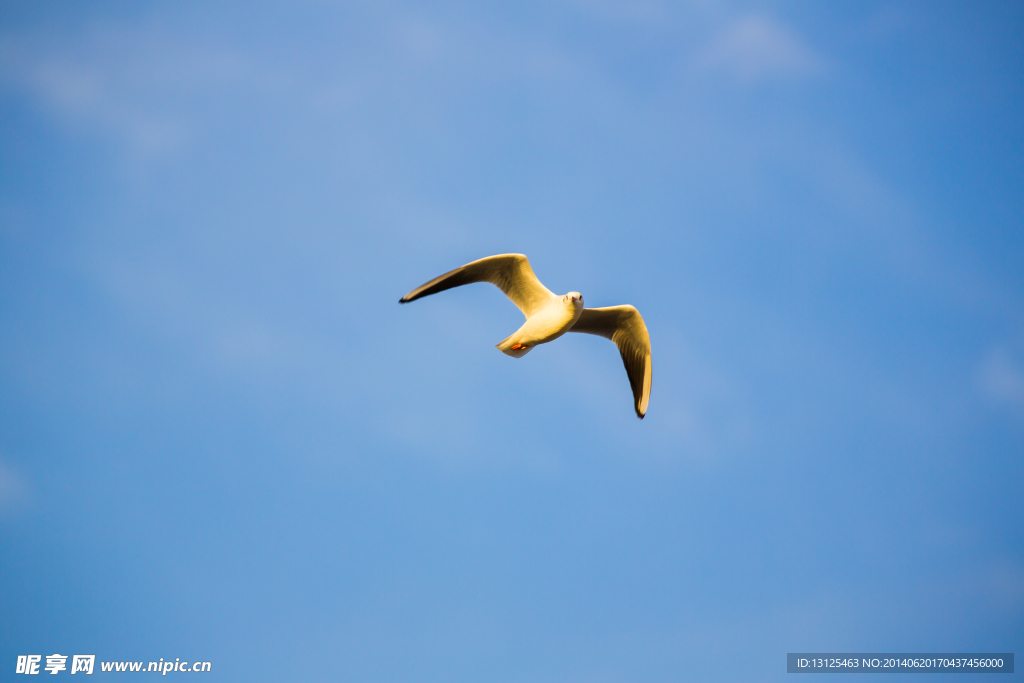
left=399, top=253, right=652, bottom=418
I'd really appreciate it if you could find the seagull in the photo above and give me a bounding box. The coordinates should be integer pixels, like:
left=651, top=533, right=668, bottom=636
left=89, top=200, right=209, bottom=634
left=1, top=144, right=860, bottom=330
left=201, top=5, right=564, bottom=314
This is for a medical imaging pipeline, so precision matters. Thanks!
left=399, top=253, right=652, bottom=418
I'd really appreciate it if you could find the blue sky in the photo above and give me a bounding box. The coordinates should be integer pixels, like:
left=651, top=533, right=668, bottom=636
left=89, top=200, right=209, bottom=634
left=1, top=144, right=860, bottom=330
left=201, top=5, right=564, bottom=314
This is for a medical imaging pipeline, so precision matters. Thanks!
left=1, top=1, right=1021, bottom=680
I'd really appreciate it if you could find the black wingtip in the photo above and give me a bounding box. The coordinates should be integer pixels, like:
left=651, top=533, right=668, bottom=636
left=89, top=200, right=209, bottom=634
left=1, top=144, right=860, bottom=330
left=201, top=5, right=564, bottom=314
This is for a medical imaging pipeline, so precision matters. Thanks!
left=398, top=297, right=408, bottom=304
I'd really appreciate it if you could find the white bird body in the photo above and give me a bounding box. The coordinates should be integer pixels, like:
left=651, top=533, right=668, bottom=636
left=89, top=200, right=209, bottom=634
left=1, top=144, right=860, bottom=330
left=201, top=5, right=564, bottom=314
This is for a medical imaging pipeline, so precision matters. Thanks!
left=495, top=292, right=583, bottom=358
left=400, top=253, right=652, bottom=418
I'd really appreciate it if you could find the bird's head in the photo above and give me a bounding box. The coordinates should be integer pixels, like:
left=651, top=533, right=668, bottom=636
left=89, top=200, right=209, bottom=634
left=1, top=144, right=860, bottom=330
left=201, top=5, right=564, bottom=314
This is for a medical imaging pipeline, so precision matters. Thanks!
left=563, top=292, right=584, bottom=310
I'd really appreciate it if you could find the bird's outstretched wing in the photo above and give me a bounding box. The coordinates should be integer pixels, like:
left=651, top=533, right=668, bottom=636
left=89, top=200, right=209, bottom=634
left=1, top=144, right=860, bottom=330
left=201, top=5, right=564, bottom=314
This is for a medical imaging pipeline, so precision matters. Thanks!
left=570, top=305, right=652, bottom=418
left=399, top=254, right=555, bottom=318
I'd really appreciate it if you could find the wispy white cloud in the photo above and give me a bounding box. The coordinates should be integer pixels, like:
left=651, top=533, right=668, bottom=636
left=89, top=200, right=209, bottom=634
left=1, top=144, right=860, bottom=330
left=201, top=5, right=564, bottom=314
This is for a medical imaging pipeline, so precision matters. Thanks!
left=86, top=257, right=309, bottom=375
left=0, top=458, right=31, bottom=518
left=0, top=26, right=254, bottom=156
left=980, top=559, right=1024, bottom=611
left=562, top=0, right=668, bottom=24
left=979, top=345, right=1024, bottom=409
left=696, top=14, right=823, bottom=83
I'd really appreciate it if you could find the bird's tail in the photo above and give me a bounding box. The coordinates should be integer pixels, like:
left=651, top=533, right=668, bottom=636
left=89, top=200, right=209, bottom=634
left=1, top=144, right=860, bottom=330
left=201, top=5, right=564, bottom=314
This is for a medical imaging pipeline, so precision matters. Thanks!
left=496, top=334, right=532, bottom=358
